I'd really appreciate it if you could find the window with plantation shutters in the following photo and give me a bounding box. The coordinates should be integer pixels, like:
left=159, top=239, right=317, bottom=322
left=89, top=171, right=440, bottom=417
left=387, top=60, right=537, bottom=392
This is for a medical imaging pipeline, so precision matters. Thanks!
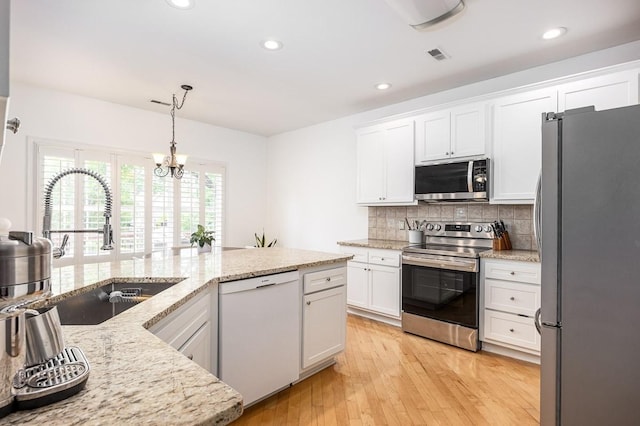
left=151, top=173, right=174, bottom=252
left=178, top=163, right=224, bottom=247
left=119, top=159, right=147, bottom=256
left=33, top=140, right=226, bottom=265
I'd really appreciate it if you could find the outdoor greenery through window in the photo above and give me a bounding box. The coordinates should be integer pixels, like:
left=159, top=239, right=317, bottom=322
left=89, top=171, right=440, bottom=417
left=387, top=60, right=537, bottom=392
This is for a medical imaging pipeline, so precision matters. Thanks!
left=33, top=141, right=225, bottom=266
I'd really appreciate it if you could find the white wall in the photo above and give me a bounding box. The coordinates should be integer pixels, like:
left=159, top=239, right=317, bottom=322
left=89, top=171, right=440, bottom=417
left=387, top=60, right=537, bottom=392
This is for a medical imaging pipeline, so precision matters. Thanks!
left=266, top=40, right=640, bottom=252
left=0, top=82, right=268, bottom=248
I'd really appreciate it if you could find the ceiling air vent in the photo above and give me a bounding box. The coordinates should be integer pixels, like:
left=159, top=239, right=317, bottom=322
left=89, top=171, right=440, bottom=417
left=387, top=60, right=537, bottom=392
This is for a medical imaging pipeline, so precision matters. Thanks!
left=427, top=48, right=448, bottom=61
left=150, top=99, right=171, bottom=106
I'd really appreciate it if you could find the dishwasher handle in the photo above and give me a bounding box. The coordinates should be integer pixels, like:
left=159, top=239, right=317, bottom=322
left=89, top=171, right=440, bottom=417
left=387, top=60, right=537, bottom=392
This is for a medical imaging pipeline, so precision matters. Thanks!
left=219, top=270, right=300, bottom=295
left=256, top=283, right=276, bottom=289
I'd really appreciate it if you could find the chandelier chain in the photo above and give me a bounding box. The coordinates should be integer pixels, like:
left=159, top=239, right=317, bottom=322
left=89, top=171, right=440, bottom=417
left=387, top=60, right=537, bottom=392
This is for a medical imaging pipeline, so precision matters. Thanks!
left=170, top=88, right=190, bottom=145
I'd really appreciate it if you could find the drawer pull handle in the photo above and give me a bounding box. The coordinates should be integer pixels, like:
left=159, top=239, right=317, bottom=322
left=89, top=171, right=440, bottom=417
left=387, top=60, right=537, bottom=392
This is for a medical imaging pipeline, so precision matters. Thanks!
left=381, top=258, right=385, bottom=261
left=306, top=301, right=311, bottom=306
left=326, top=277, right=331, bottom=282
left=509, top=271, right=515, bottom=275
left=509, top=328, right=514, bottom=333
left=188, top=354, right=194, bottom=360
left=510, top=297, right=515, bottom=301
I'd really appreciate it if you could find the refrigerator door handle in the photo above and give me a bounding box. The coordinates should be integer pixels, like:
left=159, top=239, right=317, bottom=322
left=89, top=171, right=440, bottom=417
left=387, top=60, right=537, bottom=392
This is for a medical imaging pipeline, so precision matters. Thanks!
left=534, top=307, right=542, bottom=335
left=534, top=171, right=542, bottom=258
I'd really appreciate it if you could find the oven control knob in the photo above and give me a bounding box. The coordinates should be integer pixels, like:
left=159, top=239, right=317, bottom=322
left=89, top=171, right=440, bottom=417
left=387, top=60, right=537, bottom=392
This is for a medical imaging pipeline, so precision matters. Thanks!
left=434, top=224, right=442, bottom=231
left=426, top=223, right=434, bottom=231
left=483, top=225, right=492, bottom=232
left=475, top=225, right=483, bottom=232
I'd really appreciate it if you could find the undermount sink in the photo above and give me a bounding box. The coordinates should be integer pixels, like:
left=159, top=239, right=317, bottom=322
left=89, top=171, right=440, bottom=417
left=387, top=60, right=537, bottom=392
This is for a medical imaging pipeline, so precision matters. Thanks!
left=53, top=281, right=181, bottom=325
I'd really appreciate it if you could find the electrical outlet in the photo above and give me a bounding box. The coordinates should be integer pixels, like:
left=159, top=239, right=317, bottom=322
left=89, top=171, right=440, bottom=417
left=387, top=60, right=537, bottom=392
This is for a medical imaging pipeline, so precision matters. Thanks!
left=398, top=220, right=405, bottom=230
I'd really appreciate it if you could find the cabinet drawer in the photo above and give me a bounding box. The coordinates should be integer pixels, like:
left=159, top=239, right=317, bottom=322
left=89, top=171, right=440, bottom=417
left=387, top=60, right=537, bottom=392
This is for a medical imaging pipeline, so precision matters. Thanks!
left=483, top=259, right=541, bottom=284
left=485, top=279, right=540, bottom=317
left=340, top=246, right=368, bottom=263
left=368, top=249, right=400, bottom=267
left=303, top=266, right=347, bottom=294
left=483, top=310, right=540, bottom=351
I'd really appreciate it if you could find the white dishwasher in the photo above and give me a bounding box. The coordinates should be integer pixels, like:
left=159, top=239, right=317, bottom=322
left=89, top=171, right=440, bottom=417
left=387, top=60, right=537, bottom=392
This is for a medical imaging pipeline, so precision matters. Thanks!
left=218, top=270, right=300, bottom=406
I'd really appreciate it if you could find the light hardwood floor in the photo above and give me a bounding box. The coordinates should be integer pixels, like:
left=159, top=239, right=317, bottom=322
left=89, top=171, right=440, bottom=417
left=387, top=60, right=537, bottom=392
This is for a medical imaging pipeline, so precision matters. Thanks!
left=233, top=314, right=540, bottom=425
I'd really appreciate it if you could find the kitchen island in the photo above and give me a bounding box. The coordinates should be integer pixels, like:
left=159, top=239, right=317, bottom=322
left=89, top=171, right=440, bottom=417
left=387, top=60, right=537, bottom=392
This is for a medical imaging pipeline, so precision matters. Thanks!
left=4, top=247, right=351, bottom=425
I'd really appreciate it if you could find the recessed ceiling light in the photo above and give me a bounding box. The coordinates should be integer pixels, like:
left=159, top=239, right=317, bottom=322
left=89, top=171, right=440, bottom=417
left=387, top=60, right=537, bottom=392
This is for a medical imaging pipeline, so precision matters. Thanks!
left=262, top=39, right=283, bottom=51
left=542, top=27, right=567, bottom=40
left=166, top=0, right=195, bottom=10
left=375, top=83, right=392, bottom=90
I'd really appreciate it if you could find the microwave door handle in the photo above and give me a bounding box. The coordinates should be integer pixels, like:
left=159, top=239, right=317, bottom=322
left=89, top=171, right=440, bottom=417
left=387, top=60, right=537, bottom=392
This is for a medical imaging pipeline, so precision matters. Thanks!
left=467, top=161, right=473, bottom=192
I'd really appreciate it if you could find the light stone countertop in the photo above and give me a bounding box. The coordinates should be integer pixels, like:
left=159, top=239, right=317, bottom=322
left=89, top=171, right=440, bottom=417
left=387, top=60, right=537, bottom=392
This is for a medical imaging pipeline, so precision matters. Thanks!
left=337, top=238, right=410, bottom=251
left=480, top=249, right=540, bottom=263
left=5, top=247, right=351, bottom=425
left=338, top=239, right=541, bottom=263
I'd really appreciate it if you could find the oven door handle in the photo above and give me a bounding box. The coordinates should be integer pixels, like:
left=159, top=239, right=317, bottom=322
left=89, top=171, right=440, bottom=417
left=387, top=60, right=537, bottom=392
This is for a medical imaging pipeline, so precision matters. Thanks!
left=402, top=255, right=478, bottom=272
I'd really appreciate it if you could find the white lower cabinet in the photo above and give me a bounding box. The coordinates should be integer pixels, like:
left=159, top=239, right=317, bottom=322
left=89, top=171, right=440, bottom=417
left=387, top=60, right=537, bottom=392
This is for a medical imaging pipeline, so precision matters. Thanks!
left=178, top=322, right=212, bottom=371
left=301, top=265, right=347, bottom=371
left=341, top=246, right=401, bottom=320
left=149, top=288, right=216, bottom=374
left=481, top=259, right=541, bottom=359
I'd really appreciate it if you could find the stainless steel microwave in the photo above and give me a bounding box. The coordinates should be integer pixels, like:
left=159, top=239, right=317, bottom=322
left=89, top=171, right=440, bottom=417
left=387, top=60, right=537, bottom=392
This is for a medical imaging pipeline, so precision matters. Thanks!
left=414, top=158, right=489, bottom=202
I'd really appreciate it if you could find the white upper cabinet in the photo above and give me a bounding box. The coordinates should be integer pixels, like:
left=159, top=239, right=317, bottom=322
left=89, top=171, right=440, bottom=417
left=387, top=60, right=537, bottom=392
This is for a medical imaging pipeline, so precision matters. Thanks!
left=415, top=103, right=485, bottom=164
left=414, top=110, right=449, bottom=163
left=491, top=88, right=558, bottom=204
left=491, top=68, right=639, bottom=204
left=558, top=70, right=639, bottom=112
left=356, top=118, right=415, bottom=205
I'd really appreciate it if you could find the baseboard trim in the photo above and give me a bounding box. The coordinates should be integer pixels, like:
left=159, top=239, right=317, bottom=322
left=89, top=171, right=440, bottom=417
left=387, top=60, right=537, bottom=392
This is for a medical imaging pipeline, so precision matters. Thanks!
left=347, top=307, right=401, bottom=327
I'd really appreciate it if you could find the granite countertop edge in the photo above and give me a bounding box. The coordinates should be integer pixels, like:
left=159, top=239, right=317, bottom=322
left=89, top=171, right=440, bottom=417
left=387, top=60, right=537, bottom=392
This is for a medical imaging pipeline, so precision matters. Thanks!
left=479, top=249, right=540, bottom=262
left=337, top=238, right=409, bottom=251
left=6, top=247, right=350, bottom=425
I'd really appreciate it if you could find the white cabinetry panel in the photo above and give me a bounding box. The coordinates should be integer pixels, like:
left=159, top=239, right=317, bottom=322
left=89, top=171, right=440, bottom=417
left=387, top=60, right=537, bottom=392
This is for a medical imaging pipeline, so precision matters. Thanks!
left=484, top=310, right=540, bottom=351
left=481, top=259, right=541, bottom=357
left=415, top=103, right=485, bottom=164
left=368, top=263, right=400, bottom=318
left=302, top=285, right=346, bottom=369
left=558, top=70, right=639, bottom=112
left=149, top=290, right=214, bottom=374
left=356, top=118, right=415, bottom=205
left=491, top=88, right=557, bottom=203
left=341, top=247, right=401, bottom=320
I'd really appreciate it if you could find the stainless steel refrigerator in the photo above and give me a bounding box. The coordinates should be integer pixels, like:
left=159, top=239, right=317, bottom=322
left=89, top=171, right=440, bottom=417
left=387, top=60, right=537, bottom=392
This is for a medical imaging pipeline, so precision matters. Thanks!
left=535, top=103, right=640, bottom=426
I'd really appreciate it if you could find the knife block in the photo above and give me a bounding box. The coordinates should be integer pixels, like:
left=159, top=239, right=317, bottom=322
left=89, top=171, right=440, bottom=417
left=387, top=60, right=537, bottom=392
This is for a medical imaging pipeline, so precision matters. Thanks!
left=492, top=232, right=512, bottom=251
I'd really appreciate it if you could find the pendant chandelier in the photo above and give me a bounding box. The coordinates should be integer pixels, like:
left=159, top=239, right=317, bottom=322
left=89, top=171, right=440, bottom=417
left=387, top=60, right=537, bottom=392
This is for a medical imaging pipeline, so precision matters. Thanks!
left=153, top=84, right=193, bottom=179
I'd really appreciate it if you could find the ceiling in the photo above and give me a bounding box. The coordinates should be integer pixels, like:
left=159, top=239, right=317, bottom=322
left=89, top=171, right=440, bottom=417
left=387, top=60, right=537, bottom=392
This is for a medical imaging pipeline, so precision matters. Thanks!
left=9, top=0, right=640, bottom=136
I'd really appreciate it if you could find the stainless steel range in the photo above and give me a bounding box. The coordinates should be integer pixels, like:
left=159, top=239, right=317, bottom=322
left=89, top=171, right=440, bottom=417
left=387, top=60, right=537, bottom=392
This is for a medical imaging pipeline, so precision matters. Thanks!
left=401, top=222, right=493, bottom=351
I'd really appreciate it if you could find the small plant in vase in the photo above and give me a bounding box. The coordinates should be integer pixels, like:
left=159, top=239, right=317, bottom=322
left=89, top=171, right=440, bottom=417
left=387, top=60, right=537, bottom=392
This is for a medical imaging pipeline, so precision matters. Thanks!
left=190, top=224, right=215, bottom=253
left=254, top=230, right=277, bottom=248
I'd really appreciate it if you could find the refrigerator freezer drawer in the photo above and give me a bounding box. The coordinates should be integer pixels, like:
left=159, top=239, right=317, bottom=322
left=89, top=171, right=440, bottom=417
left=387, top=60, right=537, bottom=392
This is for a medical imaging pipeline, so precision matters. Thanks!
left=484, top=278, right=541, bottom=317
left=483, top=259, right=541, bottom=285
left=483, top=310, right=540, bottom=351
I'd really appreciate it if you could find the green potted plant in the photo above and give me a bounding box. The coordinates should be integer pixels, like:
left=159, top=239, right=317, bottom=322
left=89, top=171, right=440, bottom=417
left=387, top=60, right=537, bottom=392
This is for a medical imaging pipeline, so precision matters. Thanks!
left=254, top=230, right=277, bottom=248
left=190, top=224, right=215, bottom=253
